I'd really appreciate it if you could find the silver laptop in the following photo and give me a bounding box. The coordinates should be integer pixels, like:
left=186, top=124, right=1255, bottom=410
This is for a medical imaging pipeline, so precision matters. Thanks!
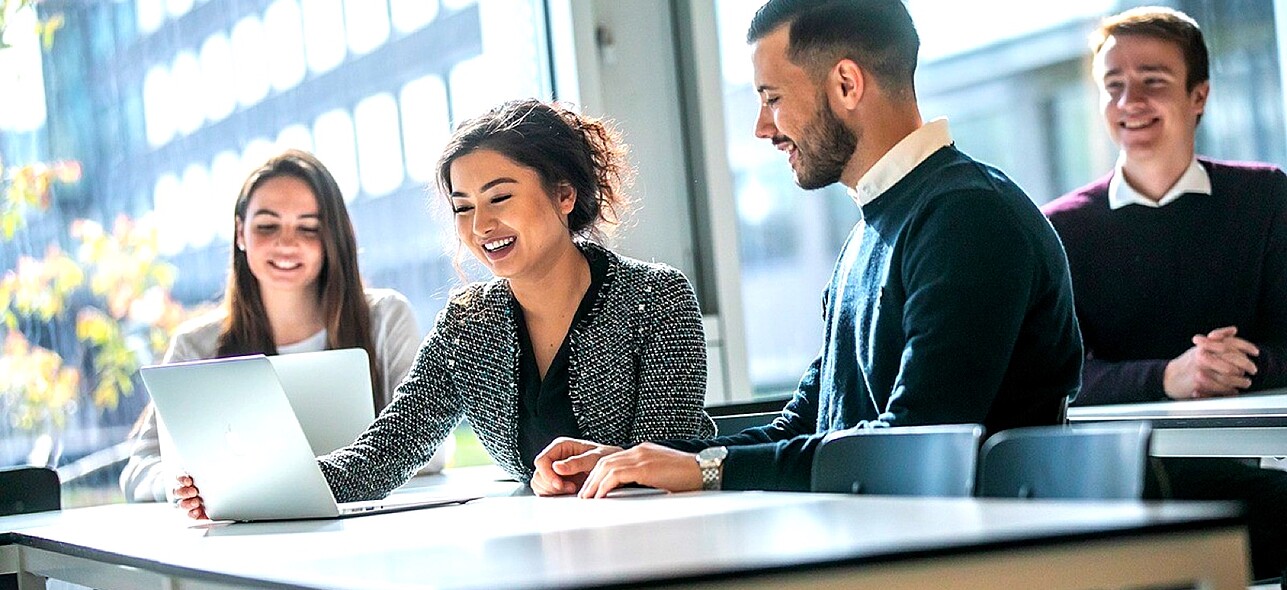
left=155, top=349, right=375, bottom=473
left=141, top=352, right=475, bottom=521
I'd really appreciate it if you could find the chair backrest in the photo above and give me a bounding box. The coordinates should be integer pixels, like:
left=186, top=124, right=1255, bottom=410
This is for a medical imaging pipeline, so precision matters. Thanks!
left=0, top=466, right=61, bottom=516
left=976, top=422, right=1152, bottom=500
left=810, top=424, right=984, bottom=496
left=712, top=411, right=778, bottom=436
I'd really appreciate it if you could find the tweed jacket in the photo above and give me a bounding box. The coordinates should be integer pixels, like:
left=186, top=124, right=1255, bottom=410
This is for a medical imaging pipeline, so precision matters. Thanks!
left=319, top=242, right=715, bottom=501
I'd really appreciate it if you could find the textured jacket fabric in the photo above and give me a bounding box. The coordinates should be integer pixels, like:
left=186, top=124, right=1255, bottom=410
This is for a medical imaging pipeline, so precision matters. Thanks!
left=1043, top=158, right=1287, bottom=405
left=319, top=242, right=715, bottom=501
left=661, top=146, right=1083, bottom=491
left=119, top=289, right=424, bottom=502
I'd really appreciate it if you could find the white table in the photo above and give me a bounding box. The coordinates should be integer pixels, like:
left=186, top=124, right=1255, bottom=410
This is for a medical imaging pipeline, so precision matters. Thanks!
left=1068, top=390, right=1287, bottom=457
left=0, top=490, right=1248, bottom=589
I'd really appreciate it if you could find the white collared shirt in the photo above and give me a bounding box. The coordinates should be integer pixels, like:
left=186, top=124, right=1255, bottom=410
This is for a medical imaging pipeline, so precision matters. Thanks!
left=848, top=118, right=954, bottom=207
left=1108, top=155, right=1211, bottom=210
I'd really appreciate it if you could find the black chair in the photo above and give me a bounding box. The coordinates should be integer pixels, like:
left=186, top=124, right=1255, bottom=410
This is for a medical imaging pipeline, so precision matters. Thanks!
left=810, top=424, right=984, bottom=496
left=975, top=422, right=1152, bottom=499
left=0, top=466, right=60, bottom=516
left=0, top=466, right=59, bottom=590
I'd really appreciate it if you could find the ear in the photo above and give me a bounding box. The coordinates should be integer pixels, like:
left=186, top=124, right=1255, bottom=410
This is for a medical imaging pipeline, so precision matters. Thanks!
left=234, top=218, right=245, bottom=251
left=1190, top=80, right=1210, bottom=118
left=555, top=182, right=577, bottom=216
left=829, top=58, right=865, bottom=111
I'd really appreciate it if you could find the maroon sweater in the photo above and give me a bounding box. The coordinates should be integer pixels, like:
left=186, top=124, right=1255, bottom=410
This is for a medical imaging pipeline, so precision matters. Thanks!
left=1043, top=158, right=1287, bottom=405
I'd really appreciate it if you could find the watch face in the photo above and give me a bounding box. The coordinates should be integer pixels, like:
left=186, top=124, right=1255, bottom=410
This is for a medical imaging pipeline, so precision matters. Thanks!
left=698, top=446, right=728, bottom=463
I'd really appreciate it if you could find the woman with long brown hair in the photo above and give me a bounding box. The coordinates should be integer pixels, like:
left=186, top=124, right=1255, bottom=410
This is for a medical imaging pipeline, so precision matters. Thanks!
left=121, top=149, right=446, bottom=502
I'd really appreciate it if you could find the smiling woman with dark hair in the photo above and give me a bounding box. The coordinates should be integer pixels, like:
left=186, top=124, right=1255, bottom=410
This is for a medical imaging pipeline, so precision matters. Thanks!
left=173, top=101, right=714, bottom=517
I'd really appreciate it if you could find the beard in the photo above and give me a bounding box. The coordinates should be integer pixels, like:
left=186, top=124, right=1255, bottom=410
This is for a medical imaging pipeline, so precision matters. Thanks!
left=792, top=101, right=858, bottom=190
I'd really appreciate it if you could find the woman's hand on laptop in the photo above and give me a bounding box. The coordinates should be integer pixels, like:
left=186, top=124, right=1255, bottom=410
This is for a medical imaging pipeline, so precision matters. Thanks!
left=173, top=474, right=208, bottom=520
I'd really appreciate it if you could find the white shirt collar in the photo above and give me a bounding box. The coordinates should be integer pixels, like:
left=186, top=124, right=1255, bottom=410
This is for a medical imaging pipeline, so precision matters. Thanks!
left=848, top=118, right=953, bottom=207
left=1108, top=155, right=1211, bottom=210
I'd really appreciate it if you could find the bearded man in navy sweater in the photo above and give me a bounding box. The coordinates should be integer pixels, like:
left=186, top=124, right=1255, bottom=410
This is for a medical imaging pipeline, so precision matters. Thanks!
left=1042, top=7, right=1287, bottom=581
left=530, top=0, right=1082, bottom=498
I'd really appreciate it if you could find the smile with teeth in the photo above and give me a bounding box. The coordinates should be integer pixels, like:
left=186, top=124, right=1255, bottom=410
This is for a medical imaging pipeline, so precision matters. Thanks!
left=269, top=260, right=303, bottom=270
left=483, top=237, right=516, bottom=252
left=1121, top=118, right=1158, bottom=130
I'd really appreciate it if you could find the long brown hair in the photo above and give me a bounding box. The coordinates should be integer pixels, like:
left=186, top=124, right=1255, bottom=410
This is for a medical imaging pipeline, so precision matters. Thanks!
left=216, top=149, right=383, bottom=408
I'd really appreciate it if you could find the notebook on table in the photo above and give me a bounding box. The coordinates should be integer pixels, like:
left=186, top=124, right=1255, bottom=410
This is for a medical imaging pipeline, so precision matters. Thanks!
left=141, top=351, right=477, bottom=521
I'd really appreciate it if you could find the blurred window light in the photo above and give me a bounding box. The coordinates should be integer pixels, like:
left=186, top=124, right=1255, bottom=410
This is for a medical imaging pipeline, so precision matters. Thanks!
left=313, top=109, right=361, bottom=201
left=354, top=93, right=405, bottom=197
left=301, top=0, right=347, bottom=75
left=264, top=0, right=309, bottom=92
left=142, top=65, right=176, bottom=147
left=399, top=74, right=449, bottom=183
left=389, top=0, right=438, bottom=34
left=343, top=0, right=390, bottom=56
left=170, top=51, right=205, bottom=136
left=231, top=15, right=271, bottom=108
left=136, top=0, right=166, bottom=35
left=198, top=33, right=238, bottom=123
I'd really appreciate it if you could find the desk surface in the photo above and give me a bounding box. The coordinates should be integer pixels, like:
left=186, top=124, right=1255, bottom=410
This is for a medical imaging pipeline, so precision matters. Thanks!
left=0, top=491, right=1246, bottom=590
left=1068, top=390, right=1287, bottom=457
left=1069, top=390, right=1287, bottom=426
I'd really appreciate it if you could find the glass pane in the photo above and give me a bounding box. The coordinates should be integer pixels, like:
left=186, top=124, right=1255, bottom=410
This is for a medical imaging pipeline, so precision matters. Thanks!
left=1, top=0, right=540, bottom=506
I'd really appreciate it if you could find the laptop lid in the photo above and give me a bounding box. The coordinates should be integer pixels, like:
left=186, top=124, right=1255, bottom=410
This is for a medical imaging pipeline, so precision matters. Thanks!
left=156, top=349, right=377, bottom=478
left=142, top=355, right=478, bottom=522
left=142, top=355, right=343, bottom=520
left=269, top=349, right=375, bottom=456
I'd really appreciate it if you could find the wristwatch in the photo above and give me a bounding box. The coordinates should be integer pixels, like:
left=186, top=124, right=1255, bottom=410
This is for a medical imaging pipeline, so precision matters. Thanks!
left=696, top=446, right=728, bottom=491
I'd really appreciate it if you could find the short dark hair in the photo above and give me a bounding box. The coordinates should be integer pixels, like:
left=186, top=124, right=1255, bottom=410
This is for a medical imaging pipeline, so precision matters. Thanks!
left=1091, top=6, right=1209, bottom=91
left=746, top=0, right=919, bottom=98
left=435, top=99, right=633, bottom=243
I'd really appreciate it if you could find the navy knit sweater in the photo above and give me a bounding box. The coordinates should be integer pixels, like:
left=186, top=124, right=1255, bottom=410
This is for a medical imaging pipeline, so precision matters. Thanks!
left=1043, top=158, right=1287, bottom=405
left=662, top=146, right=1083, bottom=491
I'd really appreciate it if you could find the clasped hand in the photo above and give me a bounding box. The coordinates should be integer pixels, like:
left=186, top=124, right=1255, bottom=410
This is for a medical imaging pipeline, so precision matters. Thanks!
left=1164, top=326, right=1260, bottom=399
left=531, top=437, right=704, bottom=498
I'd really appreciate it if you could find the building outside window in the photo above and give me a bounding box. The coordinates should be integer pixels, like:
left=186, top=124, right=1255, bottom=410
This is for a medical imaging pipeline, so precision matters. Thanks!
left=0, top=0, right=551, bottom=506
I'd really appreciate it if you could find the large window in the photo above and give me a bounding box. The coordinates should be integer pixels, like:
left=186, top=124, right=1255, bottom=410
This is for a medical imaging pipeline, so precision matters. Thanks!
left=711, top=0, right=1287, bottom=397
left=0, top=0, right=551, bottom=506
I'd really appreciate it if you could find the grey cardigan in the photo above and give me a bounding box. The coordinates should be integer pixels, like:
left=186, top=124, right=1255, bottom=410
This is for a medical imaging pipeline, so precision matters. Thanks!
left=319, top=242, right=715, bottom=501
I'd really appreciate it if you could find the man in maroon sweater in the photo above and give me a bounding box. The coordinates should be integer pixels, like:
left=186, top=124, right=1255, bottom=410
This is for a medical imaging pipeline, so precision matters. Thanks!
left=1043, top=7, right=1287, bottom=581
